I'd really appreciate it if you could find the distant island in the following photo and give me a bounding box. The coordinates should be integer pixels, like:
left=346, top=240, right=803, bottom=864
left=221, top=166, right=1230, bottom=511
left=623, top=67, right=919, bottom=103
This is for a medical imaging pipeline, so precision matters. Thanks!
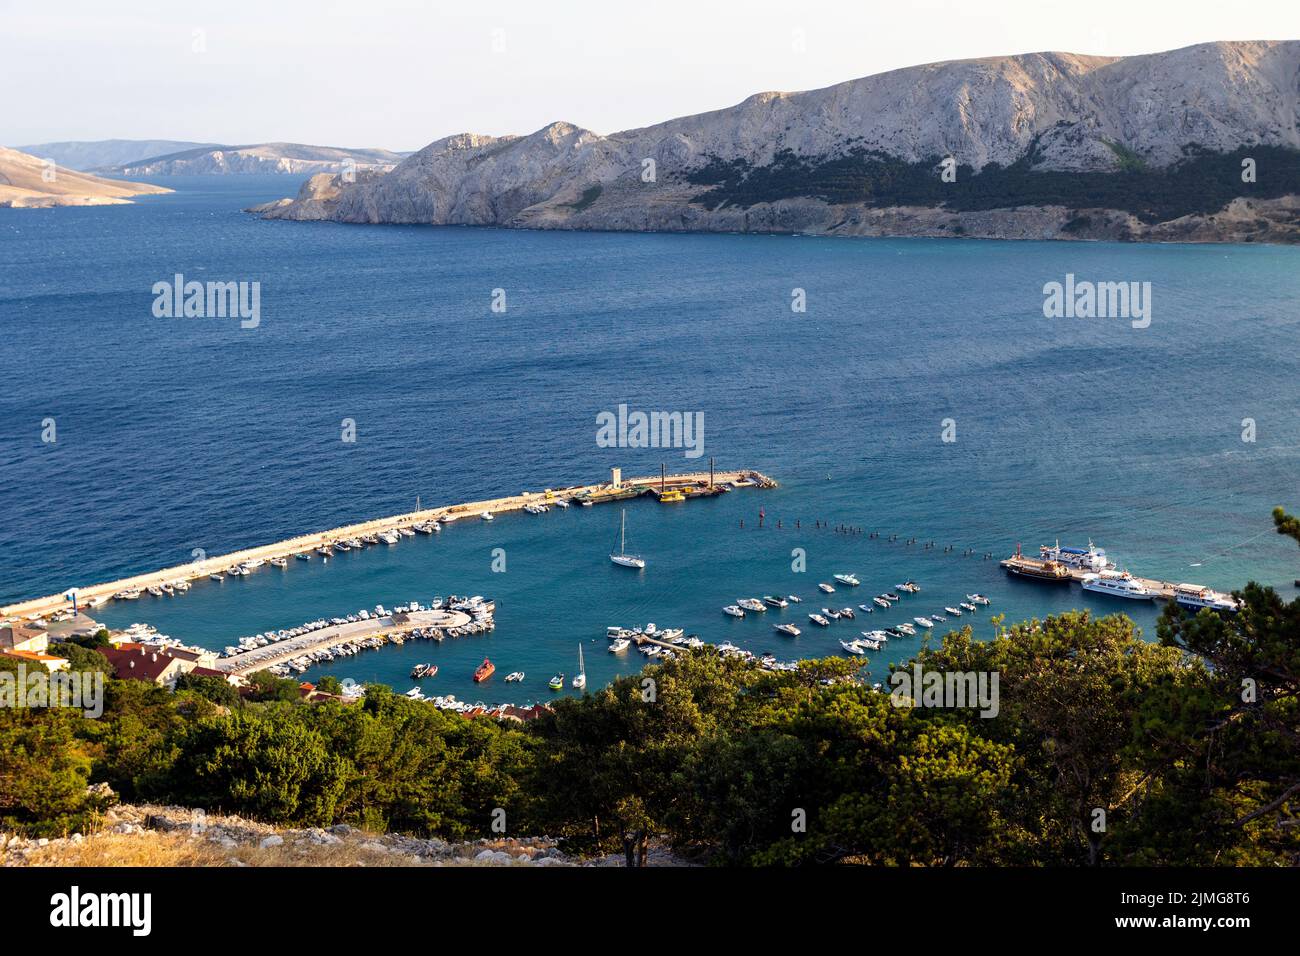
left=0, top=147, right=171, bottom=208
left=252, top=41, right=1300, bottom=243
left=94, top=142, right=408, bottom=177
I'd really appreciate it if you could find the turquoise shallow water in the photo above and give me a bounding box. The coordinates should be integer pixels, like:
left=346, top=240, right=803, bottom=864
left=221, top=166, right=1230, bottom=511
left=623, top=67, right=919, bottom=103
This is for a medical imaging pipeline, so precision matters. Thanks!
left=4, top=176, right=1300, bottom=703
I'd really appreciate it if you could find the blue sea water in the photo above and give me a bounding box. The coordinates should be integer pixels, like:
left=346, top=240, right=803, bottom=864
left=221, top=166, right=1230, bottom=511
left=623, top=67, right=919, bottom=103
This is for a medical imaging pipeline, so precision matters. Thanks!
left=3, top=175, right=1299, bottom=703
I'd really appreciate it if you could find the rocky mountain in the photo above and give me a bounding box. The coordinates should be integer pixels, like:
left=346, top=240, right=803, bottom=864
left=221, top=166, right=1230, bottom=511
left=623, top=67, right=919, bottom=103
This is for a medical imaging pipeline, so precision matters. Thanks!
left=107, top=142, right=407, bottom=176
left=0, top=147, right=172, bottom=208
left=15, top=139, right=215, bottom=172
left=253, top=41, right=1300, bottom=243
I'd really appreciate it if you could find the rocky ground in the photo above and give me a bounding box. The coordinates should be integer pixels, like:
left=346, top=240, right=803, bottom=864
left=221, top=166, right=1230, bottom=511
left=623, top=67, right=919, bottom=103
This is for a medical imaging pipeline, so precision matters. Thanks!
left=1, top=803, right=683, bottom=867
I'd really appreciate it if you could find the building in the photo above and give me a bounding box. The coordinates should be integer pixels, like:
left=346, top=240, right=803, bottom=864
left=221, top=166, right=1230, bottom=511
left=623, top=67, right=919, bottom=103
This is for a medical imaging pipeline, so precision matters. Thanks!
left=0, top=648, right=70, bottom=672
left=0, top=623, right=50, bottom=655
left=99, top=643, right=194, bottom=689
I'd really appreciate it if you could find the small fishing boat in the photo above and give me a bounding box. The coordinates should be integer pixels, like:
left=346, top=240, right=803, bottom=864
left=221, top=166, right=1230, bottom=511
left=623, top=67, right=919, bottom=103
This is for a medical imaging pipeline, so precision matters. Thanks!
left=473, top=658, right=495, bottom=682
left=775, top=623, right=801, bottom=637
left=723, top=605, right=745, bottom=618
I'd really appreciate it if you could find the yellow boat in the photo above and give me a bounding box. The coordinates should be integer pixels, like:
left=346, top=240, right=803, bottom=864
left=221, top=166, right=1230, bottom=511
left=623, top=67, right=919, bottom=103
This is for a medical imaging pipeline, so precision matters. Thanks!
left=658, top=489, right=685, bottom=503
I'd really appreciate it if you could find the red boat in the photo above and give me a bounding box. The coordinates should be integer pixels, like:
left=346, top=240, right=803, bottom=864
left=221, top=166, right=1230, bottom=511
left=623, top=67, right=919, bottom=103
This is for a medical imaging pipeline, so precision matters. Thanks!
left=472, top=658, right=495, bottom=682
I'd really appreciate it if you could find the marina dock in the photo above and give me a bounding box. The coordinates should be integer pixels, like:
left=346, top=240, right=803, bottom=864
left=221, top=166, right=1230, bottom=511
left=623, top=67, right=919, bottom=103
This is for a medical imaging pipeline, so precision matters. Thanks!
left=214, top=609, right=471, bottom=677
left=2, top=466, right=777, bottom=621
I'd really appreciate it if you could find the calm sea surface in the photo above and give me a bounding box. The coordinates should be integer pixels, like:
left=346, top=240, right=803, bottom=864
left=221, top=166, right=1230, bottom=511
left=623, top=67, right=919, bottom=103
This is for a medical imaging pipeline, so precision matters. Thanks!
left=3, top=175, right=1299, bottom=703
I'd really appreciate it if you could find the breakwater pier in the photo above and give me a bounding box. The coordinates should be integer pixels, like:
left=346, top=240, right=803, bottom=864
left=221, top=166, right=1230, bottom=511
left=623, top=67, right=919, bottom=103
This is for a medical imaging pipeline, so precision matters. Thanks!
left=2, top=466, right=776, bottom=621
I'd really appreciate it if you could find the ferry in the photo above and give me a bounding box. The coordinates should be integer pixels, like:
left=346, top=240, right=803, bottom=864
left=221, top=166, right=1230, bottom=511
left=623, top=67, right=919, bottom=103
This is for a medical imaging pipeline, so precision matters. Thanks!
left=775, top=623, right=801, bottom=637
left=472, top=658, right=495, bottom=682
left=1040, top=540, right=1113, bottom=573
left=833, top=573, right=860, bottom=587
left=1082, top=570, right=1154, bottom=601
left=763, top=595, right=789, bottom=608
left=1173, top=584, right=1238, bottom=612
left=818, top=583, right=836, bottom=594
left=723, top=605, right=745, bottom=618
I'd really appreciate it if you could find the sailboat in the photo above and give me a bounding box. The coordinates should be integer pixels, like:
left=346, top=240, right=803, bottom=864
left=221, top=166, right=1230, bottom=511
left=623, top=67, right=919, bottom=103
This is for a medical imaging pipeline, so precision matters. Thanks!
left=609, top=509, right=646, bottom=569
left=571, top=645, right=587, bottom=689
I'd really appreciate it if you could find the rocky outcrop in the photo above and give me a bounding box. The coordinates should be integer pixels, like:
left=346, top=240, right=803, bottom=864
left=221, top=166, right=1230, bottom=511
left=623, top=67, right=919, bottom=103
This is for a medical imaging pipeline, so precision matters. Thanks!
left=2, top=803, right=689, bottom=867
left=251, top=41, right=1300, bottom=243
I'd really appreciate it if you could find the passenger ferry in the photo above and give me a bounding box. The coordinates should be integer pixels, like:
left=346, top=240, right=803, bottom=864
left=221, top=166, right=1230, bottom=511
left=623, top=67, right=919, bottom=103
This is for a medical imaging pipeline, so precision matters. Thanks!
left=1040, top=540, right=1113, bottom=573
left=1081, top=570, right=1154, bottom=601
left=1173, top=584, right=1238, bottom=612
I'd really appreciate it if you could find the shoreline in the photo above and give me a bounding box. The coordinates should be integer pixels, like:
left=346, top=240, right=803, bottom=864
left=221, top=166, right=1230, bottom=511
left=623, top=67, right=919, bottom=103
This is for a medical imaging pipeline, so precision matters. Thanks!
left=2, top=467, right=776, bottom=621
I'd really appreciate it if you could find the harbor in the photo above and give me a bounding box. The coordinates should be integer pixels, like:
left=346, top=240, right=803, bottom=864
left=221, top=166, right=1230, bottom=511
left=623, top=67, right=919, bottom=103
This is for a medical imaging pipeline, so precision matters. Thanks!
left=1, top=465, right=777, bottom=622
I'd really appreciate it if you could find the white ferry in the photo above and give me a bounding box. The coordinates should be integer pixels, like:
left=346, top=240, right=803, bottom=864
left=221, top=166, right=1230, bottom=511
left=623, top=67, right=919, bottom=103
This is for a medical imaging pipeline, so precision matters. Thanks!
left=1040, top=540, right=1113, bottom=573
left=1081, top=570, right=1154, bottom=601
left=1173, top=584, right=1238, bottom=613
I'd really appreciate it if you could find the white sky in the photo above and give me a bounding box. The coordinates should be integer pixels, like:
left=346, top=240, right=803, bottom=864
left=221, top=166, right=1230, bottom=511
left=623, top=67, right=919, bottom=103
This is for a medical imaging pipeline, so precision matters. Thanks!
left=4, top=0, right=1298, bottom=150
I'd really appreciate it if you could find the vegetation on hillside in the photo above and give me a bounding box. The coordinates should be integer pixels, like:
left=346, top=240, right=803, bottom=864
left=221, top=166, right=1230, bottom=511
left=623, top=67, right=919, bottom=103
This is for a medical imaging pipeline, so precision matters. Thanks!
left=686, top=141, right=1300, bottom=223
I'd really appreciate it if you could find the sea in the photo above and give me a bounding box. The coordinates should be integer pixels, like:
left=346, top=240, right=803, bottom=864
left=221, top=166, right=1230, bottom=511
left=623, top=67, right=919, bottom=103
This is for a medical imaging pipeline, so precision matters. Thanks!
left=3, top=174, right=1299, bottom=704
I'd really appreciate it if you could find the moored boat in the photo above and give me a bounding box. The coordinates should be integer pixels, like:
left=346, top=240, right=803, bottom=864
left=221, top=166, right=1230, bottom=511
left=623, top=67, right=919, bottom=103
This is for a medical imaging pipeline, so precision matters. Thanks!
left=473, top=658, right=495, bottom=682
left=1082, top=570, right=1155, bottom=601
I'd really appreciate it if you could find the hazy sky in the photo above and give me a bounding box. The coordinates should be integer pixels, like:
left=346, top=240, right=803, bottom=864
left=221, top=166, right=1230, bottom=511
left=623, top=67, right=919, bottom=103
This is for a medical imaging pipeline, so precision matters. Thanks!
left=5, top=0, right=1298, bottom=150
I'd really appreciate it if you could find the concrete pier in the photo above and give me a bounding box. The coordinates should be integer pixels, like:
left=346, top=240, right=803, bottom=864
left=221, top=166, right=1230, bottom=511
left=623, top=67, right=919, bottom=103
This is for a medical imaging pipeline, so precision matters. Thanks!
left=2, top=467, right=776, bottom=621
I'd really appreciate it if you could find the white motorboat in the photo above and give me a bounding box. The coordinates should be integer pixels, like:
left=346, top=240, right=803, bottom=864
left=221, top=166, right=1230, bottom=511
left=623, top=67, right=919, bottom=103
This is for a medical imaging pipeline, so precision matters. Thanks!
left=787, top=594, right=802, bottom=603
left=808, top=613, right=830, bottom=627
left=608, top=638, right=631, bottom=653
left=914, top=617, right=935, bottom=628
left=723, top=605, right=745, bottom=618
left=833, top=573, right=860, bottom=587
left=480, top=512, right=494, bottom=521
left=944, top=606, right=961, bottom=616
left=960, top=602, right=978, bottom=612
left=840, top=640, right=865, bottom=656
left=1082, top=570, right=1155, bottom=601
left=818, top=583, right=836, bottom=594
left=609, top=509, right=646, bottom=569
left=763, top=595, right=789, bottom=608
left=775, top=623, right=801, bottom=637
left=967, top=594, right=991, bottom=605
left=504, top=671, right=525, bottom=682
left=738, top=598, right=766, bottom=612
